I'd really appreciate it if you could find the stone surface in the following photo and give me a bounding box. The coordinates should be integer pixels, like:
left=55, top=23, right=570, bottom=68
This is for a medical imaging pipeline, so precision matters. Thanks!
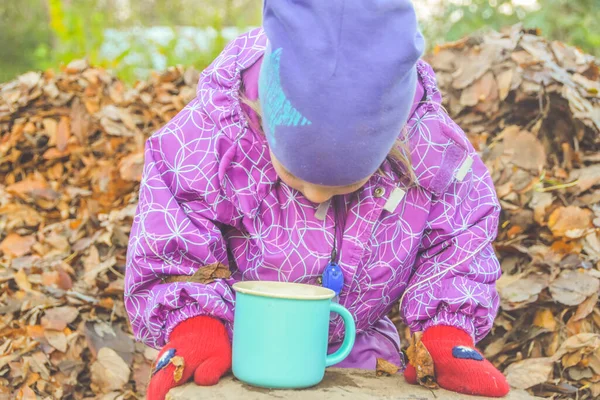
left=167, top=369, right=540, bottom=400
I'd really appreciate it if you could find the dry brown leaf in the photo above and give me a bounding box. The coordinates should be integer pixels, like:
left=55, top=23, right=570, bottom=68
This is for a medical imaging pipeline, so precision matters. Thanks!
left=406, top=332, right=438, bottom=389
left=533, top=308, right=557, bottom=331
left=589, top=353, right=600, bottom=375
left=504, top=357, right=554, bottom=389
left=17, top=386, right=37, bottom=400
left=591, top=382, right=600, bottom=398
left=562, top=350, right=586, bottom=369
left=570, top=292, right=599, bottom=322
left=119, top=152, right=144, bottom=182
left=0, top=203, right=44, bottom=228
left=501, top=127, right=546, bottom=171
left=70, top=97, right=90, bottom=143
left=132, top=359, right=152, bottom=397
left=90, top=347, right=130, bottom=394
left=13, top=269, right=32, bottom=292
left=567, top=366, right=593, bottom=380
left=497, top=68, right=514, bottom=101
left=549, top=270, right=600, bottom=306
left=6, top=176, right=55, bottom=201
left=65, top=59, right=88, bottom=73
left=0, top=233, right=36, bottom=258
left=375, top=358, right=399, bottom=377
left=496, top=272, right=549, bottom=309
left=483, top=336, right=507, bottom=359
left=460, top=71, right=497, bottom=108
left=553, top=334, right=600, bottom=362
left=44, top=329, right=68, bottom=353
left=548, top=206, right=593, bottom=238
left=569, top=165, right=600, bottom=194
left=26, top=325, right=46, bottom=341
left=171, top=355, right=185, bottom=383
left=529, top=191, right=554, bottom=224
left=41, top=268, right=73, bottom=290
left=56, top=116, right=71, bottom=152
left=84, top=322, right=135, bottom=365
left=164, top=262, right=231, bottom=284
left=43, top=118, right=58, bottom=141
left=41, top=306, right=79, bottom=331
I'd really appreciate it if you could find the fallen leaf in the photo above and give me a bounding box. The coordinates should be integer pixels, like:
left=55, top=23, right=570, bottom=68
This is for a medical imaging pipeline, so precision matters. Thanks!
left=6, top=176, right=57, bottom=201
left=41, top=268, right=73, bottom=290
left=43, top=118, right=58, bottom=141
left=90, top=347, right=130, bottom=393
left=0, top=203, right=43, bottom=228
left=0, top=233, right=36, bottom=258
left=171, top=355, right=185, bottom=383
left=504, top=357, right=554, bottom=389
left=460, top=71, right=497, bottom=108
left=84, top=321, right=135, bottom=365
left=119, top=152, right=144, bottom=182
left=376, top=358, right=399, bottom=377
left=496, top=272, right=549, bottom=309
left=14, top=269, right=32, bottom=292
left=406, top=332, right=438, bottom=389
left=569, top=165, right=600, bottom=194
left=591, top=383, right=600, bottom=398
left=529, top=191, right=554, bottom=224
left=70, top=97, right=91, bottom=143
left=17, top=386, right=37, bottom=400
left=56, top=116, right=71, bottom=152
left=553, top=334, right=600, bottom=361
left=501, top=126, right=546, bottom=171
left=163, top=262, right=231, bottom=284
left=26, top=325, right=46, bottom=341
left=589, top=353, right=600, bottom=375
left=132, top=359, right=152, bottom=396
left=548, top=206, right=593, bottom=238
left=497, top=68, right=514, bottom=101
left=144, top=347, right=160, bottom=361
left=549, top=270, right=600, bottom=306
left=18, top=71, right=42, bottom=88
left=567, top=366, right=593, bottom=380
left=533, top=308, right=557, bottom=331
left=44, top=329, right=68, bottom=353
left=41, top=306, right=79, bottom=331
left=569, top=292, right=599, bottom=322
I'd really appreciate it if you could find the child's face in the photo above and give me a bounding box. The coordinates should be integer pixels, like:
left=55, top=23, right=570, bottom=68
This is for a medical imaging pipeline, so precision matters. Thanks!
left=270, top=150, right=370, bottom=204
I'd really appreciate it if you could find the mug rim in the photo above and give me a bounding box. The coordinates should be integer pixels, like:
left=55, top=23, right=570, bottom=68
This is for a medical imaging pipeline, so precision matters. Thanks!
left=233, top=281, right=335, bottom=300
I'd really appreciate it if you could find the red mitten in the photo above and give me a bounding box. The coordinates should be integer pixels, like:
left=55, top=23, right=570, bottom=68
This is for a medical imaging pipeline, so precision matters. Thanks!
left=147, top=316, right=231, bottom=400
left=404, top=325, right=509, bottom=397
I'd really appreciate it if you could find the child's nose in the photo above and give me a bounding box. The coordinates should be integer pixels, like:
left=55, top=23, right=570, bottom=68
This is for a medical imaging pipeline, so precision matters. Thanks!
left=303, top=187, right=333, bottom=204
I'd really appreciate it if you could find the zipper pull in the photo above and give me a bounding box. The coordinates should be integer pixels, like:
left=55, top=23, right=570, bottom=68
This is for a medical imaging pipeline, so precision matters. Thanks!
left=322, top=262, right=344, bottom=297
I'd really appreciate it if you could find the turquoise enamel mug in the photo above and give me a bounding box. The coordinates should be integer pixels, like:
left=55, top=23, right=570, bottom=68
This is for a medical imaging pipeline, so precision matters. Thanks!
left=232, top=281, right=356, bottom=389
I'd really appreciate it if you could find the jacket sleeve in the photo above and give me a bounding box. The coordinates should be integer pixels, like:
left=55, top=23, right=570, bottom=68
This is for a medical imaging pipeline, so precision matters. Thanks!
left=400, top=120, right=502, bottom=343
left=124, top=96, right=238, bottom=349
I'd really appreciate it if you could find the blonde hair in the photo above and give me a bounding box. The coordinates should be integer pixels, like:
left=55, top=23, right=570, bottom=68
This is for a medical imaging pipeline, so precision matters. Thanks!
left=239, top=91, right=415, bottom=184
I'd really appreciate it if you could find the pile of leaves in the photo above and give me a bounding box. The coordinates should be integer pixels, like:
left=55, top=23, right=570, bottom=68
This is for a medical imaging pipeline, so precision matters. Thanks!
left=0, top=59, right=199, bottom=399
left=394, top=25, right=600, bottom=399
left=0, top=25, right=599, bottom=399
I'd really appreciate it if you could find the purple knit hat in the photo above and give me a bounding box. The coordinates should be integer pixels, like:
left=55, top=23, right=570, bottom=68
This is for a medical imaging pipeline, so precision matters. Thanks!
left=258, top=0, right=425, bottom=187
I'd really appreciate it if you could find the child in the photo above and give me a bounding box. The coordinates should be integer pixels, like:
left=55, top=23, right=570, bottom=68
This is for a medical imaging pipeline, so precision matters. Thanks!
left=125, top=1, right=510, bottom=399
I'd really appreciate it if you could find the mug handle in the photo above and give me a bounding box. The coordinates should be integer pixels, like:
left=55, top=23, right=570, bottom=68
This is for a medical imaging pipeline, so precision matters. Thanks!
left=325, top=303, right=356, bottom=367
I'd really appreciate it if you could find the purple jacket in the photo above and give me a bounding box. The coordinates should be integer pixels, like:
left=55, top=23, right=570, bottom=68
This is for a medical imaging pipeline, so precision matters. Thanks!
left=124, top=29, right=501, bottom=370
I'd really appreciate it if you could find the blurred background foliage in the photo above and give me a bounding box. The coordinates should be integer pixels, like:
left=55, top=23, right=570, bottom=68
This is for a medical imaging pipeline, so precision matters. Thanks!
left=0, top=0, right=598, bottom=84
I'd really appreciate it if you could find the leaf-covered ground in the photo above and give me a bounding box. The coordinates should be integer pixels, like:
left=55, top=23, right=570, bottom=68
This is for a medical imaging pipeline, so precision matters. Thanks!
left=1, top=26, right=599, bottom=399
